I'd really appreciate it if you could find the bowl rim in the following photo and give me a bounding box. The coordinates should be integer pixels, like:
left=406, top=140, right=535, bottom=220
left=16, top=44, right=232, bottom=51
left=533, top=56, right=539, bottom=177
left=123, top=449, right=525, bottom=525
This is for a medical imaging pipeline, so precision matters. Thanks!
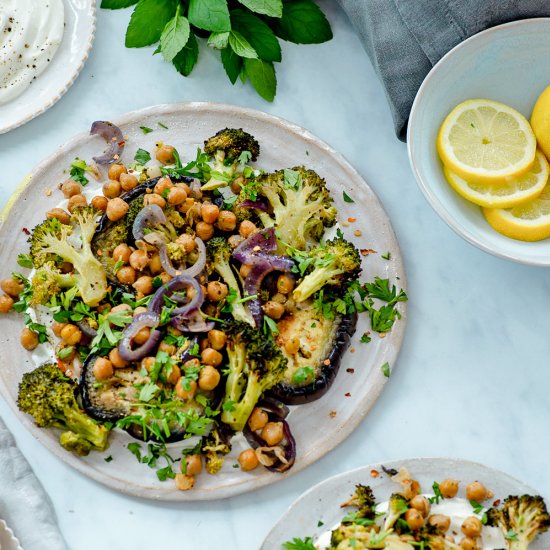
left=407, top=17, right=550, bottom=267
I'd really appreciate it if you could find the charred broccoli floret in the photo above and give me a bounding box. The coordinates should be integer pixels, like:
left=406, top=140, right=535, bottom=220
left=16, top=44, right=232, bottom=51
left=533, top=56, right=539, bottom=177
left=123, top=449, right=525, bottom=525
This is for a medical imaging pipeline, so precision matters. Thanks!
left=384, top=493, right=410, bottom=531
left=28, top=218, right=66, bottom=268
left=28, top=207, right=107, bottom=306
left=17, top=363, right=110, bottom=454
left=255, top=167, right=337, bottom=249
left=201, top=425, right=231, bottom=474
left=201, top=128, right=260, bottom=191
left=486, top=495, right=550, bottom=549
left=341, top=484, right=377, bottom=520
left=207, top=237, right=254, bottom=326
left=329, top=523, right=390, bottom=549
left=220, top=320, right=287, bottom=432
left=30, top=262, right=76, bottom=305
left=292, top=237, right=362, bottom=302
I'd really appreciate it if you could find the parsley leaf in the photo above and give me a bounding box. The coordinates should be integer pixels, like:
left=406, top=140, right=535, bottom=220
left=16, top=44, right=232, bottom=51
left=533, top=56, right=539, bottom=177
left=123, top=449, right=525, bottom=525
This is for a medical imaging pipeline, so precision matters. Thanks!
left=134, top=148, right=151, bottom=165
left=140, top=126, right=154, bottom=134
left=283, top=537, right=316, bottom=550
left=343, top=191, right=355, bottom=203
left=381, top=362, right=390, bottom=378
left=428, top=481, right=444, bottom=504
left=69, top=158, right=90, bottom=185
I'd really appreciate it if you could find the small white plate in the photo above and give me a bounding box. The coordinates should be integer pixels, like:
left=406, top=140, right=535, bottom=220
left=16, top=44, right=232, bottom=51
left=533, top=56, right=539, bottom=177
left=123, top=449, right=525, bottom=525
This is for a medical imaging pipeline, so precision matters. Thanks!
left=262, top=457, right=550, bottom=548
left=0, top=0, right=96, bottom=134
left=0, top=520, right=23, bottom=550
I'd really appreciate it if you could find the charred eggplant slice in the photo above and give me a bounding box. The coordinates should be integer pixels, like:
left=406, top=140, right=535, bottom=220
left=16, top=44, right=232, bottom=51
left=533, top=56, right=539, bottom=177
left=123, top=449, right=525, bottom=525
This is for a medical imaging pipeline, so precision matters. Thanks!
left=269, top=300, right=357, bottom=405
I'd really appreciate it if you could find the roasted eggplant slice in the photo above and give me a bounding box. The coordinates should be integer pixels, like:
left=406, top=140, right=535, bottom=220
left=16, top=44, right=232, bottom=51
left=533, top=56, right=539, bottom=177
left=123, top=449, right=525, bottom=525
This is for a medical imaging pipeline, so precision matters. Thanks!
left=269, top=300, right=357, bottom=405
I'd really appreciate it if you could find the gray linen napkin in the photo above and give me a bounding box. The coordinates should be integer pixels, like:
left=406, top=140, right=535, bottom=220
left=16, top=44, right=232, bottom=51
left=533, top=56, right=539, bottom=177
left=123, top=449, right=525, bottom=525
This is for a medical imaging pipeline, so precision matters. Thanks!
left=337, top=0, right=550, bottom=141
left=0, top=415, right=68, bottom=550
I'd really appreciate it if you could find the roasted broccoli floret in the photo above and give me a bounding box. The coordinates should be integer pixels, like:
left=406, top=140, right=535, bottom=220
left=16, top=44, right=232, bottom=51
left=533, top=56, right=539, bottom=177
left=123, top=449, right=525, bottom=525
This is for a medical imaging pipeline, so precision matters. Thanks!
left=201, top=425, right=231, bottom=474
left=329, top=523, right=390, bottom=549
left=292, top=237, right=362, bottom=302
left=486, top=495, right=550, bottom=549
left=28, top=218, right=66, bottom=268
left=17, top=363, right=110, bottom=454
left=341, top=484, right=378, bottom=520
left=207, top=237, right=254, bottom=326
left=28, top=206, right=107, bottom=306
left=384, top=493, right=410, bottom=531
left=30, top=262, right=76, bottom=305
left=201, top=128, right=260, bottom=191
left=255, top=166, right=337, bottom=249
left=220, top=320, right=287, bottom=432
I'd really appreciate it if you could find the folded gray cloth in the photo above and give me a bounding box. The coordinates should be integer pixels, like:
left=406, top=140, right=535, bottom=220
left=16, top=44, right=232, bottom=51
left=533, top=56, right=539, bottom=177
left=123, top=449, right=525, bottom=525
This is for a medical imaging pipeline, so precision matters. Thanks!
left=337, top=0, right=550, bottom=141
left=0, top=416, right=68, bottom=550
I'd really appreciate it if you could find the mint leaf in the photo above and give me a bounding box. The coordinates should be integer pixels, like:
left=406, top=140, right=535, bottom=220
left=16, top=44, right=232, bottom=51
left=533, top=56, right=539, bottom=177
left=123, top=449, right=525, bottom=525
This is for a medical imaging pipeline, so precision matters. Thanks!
left=160, top=10, right=191, bottom=62
left=243, top=58, right=276, bottom=101
left=101, top=0, right=138, bottom=8
left=134, top=148, right=151, bottom=164
left=228, top=30, right=258, bottom=59
left=221, top=47, right=242, bottom=84
left=188, top=0, right=230, bottom=32
left=273, top=0, right=333, bottom=44
left=125, top=0, right=178, bottom=47
left=173, top=33, right=199, bottom=76
left=237, top=0, right=282, bottom=17
left=230, top=9, right=281, bottom=62
left=208, top=31, right=230, bottom=50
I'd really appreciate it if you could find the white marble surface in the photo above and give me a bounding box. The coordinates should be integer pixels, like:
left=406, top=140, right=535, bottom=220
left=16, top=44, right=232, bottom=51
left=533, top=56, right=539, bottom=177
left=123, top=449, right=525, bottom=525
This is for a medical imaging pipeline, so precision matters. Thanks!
left=0, top=2, right=549, bottom=549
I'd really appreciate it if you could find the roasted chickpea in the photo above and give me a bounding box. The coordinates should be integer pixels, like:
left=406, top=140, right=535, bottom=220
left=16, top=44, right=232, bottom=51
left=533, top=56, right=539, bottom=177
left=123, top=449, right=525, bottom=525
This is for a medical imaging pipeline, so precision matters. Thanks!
left=154, top=176, right=173, bottom=195
left=198, top=365, right=221, bottom=391
left=404, top=508, right=424, bottom=531
left=206, top=281, right=228, bottom=302
left=143, top=193, right=166, bottom=209
left=461, top=517, right=482, bottom=539
left=46, top=207, right=71, bottom=225
left=466, top=481, right=490, bottom=502
left=239, top=220, right=256, bottom=238
left=102, top=179, right=121, bottom=199
left=119, top=173, right=138, bottom=191
left=1, top=277, right=24, bottom=297
left=167, top=364, right=181, bottom=386
left=238, top=449, right=259, bottom=471
left=176, top=234, right=196, bottom=253
left=230, top=175, right=244, bottom=194
left=20, top=328, right=39, bottom=350
left=201, top=347, right=223, bottom=367
left=0, top=294, right=14, bottom=313
left=271, top=292, right=286, bottom=304
left=184, top=455, right=202, bottom=476
left=148, top=253, right=162, bottom=274
left=141, top=356, right=156, bottom=372
left=116, top=265, right=136, bottom=285
left=239, top=263, right=252, bottom=279
left=93, top=357, right=114, bottom=380
left=109, top=348, right=129, bottom=369
left=216, top=210, right=237, bottom=232
left=129, top=249, right=149, bottom=271
left=228, top=234, right=244, bottom=249
left=158, top=272, right=172, bottom=285
left=51, top=321, right=66, bottom=337
left=133, top=275, right=154, bottom=296
left=201, top=203, right=220, bottom=224
left=264, top=301, right=284, bottom=320
left=106, top=197, right=129, bottom=222
left=133, top=327, right=151, bottom=345
left=260, top=421, right=284, bottom=446
left=91, top=195, right=108, bottom=212
left=178, top=197, right=195, bottom=214
left=277, top=274, right=295, bottom=295
left=248, top=408, right=268, bottom=432
left=108, top=164, right=127, bottom=181
left=133, top=306, right=148, bottom=316
left=67, top=194, right=87, bottom=213
left=440, top=479, right=459, bottom=498
left=403, top=479, right=421, bottom=499
left=110, top=303, right=132, bottom=315
left=207, top=329, right=227, bottom=350
left=158, top=341, right=176, bottom=356
left=167, top=186, right=187, bottom=205
left=60, top=324, right=82, bottom=346
left=428, top=514, right=451, bottom=533
left=156, top=144, right=175, bottom=165
left=113, top=243, right=132, bottom=264
left=459, top=538, right=479, bottom=550
left=61, top=179, right=82, bottom=198
left=284, top=337, right=300, bottom=355
left=195, top=221, right=215, bottom=241
left=175, top=473, right=194, bottom=491
left=176, top=377, right=197, bottom=400
left=97, top=303, right=111, bottom=315
left=410, top=495, right=431, bottom=518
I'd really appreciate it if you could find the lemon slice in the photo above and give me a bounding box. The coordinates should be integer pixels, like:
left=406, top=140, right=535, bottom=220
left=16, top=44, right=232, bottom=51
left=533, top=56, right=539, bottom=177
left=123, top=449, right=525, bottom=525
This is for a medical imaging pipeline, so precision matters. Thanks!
left=483, top=182, right=550, bottom=241
left=444, top=149, right=549, bottom=208
left=530, top=84, right=550, bottom=160
left=437, top=99, right=537, bottom=183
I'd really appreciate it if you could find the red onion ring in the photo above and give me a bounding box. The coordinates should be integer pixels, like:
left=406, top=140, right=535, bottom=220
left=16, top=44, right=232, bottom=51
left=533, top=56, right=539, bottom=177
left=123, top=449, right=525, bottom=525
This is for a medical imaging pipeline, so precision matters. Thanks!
left=118, top=312, right=161, bottom=361
left=172, top=311, right=215, bottom=333
left=133, top=204, right=166, bottom=241
left=90, top=121, right=125, bottom=165
left=147, top=274, right=204, bottom=319
left=233, top=227, right=277, bottom=263
left=237, top=198, right=269, bottom=212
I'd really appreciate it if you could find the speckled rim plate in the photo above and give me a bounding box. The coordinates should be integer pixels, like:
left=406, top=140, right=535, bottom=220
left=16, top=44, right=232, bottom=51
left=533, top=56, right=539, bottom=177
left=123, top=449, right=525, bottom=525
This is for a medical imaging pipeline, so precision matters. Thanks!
left=261, top=457, right=550, bottom=549
left=0, top=0, right=96, bottom=134
left=0, top=103, right=407, bottom=501
left=0, top=520, right=24, bottom=550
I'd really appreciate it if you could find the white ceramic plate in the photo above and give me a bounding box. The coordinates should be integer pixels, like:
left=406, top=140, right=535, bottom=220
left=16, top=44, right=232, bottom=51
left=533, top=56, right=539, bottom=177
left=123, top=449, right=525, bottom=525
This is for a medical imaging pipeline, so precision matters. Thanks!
left=262, top=457, right=550, bottom=549
left=408, top=18, right=550, bottom=266
left=0, top=0, right=96, bottom=134
left=0, top=520, right=23, bottom=550
left=0, top=103, right=406, bottom=501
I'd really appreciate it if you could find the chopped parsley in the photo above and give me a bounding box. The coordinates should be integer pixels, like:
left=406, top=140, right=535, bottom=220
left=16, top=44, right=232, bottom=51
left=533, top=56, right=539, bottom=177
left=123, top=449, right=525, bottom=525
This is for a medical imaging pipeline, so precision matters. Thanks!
left=140, top=126, right=154, bottom=134
left=134, top=148, right=152, bottom=165
left=343, top=191, right=355, bottom=203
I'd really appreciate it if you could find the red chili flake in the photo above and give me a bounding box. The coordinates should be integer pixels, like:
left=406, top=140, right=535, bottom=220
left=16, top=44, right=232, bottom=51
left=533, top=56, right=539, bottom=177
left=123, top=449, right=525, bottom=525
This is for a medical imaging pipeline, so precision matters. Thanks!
left=370, top=469, right=379, bottom=478
left=350, top=347, right=356, bottom=353
left=347, top=217, right=356, bottom=223
left=360, top=248, right=376, bottom=256
left=492, top=499, right=501, bottom=507
left=22, top=227, right=30, bottom=235
left=323, top=359, right=331, bottom=366
left=346, top=368, right=355, bottom=374
left=344, top=392, right=351, bottom=397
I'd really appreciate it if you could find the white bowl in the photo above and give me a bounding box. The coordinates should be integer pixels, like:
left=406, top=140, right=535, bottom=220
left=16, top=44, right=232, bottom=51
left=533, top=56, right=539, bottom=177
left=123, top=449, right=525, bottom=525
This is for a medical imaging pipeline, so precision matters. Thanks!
left=408, top=18, right=550, bottom=266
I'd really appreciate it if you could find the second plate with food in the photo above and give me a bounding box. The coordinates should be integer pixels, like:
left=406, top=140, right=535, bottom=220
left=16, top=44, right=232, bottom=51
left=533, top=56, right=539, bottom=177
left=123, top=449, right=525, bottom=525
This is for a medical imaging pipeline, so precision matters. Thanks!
left=0, top=103, right=406, bottom=500
left=262, top=457, right=550, bottom=549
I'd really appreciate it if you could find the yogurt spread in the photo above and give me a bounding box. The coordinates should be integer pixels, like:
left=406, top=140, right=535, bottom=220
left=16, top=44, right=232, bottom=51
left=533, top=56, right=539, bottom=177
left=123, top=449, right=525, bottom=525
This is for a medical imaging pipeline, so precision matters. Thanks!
left=0, top=0, right=64, bottom=105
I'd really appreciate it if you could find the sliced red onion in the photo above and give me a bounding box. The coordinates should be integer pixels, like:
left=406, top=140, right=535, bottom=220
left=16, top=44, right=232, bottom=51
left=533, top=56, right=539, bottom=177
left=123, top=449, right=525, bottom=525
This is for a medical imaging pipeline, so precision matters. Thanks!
left=255, top=397, right=290, bottom=420
left=76, top=319, right=97, bottom=339
left=157, top=236, right=206, bottom=279
left=133, top=204, right=166, bottom=241
left=147, top=274, right=203, bottom=318
left=172, top=311, right=215, bottom=333
left=90, top=121, right=125, bottom=165
left=233, top=227, right=277, bottom=263
left=237, top=198, right=269, bottom=212
left=118, top=312, right=161, bottom=361
left=180, top=336, right=198, bottom=362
